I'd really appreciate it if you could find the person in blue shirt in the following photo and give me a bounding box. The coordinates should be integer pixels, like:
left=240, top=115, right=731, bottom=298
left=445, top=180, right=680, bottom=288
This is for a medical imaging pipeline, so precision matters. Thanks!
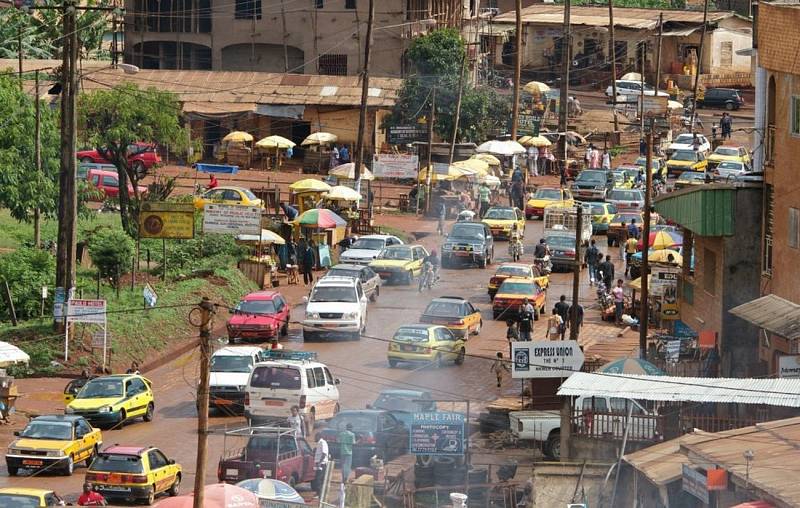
left=280, top=202, right=298, bottom=221
left=627, top=218, right=640, bottom=239
left=339, top=145, right=350, bottom=163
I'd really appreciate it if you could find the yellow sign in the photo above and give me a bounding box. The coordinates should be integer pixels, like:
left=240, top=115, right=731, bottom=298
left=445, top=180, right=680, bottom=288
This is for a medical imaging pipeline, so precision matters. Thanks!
left=661, top=284, right=680, bottom=320
left=139, top=202, right=195, bottom=239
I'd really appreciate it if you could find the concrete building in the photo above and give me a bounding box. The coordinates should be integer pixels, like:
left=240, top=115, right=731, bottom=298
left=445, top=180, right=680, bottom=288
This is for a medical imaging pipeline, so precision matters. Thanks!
left=123, top=0, right=473, bottom=77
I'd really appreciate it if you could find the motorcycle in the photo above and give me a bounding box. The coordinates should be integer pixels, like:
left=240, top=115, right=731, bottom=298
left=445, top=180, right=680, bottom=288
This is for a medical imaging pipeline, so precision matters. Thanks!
left=418, top=261, right=436, bottom=292
left=533, top=255, right=552, bottom=275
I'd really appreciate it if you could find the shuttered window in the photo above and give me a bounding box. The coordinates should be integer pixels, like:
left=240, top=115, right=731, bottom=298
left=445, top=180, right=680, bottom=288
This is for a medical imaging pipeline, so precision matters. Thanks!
left=763, top=184, right=774, bottom=276
left=720, top=41, right=733, bottom=67
left=789, top=208, right=800, bottom=249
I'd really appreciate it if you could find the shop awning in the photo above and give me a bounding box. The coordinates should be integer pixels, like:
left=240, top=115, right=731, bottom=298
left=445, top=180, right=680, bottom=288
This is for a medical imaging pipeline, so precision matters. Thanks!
left=661, top=26, right=703, bottom=36
left=729, top=294, right=800, bottom=341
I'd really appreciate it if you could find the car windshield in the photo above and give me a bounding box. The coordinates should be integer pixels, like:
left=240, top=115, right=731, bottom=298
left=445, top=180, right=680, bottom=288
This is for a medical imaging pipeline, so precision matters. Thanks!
left=672, top=151, right=698, bottom=161
left=613, top=213, right=641, bottom=224
left=329, top=414, right=377, bottom=432
left=211, top=355, right=254, bottom=373
left=609, top=190, right=643, bottom=201
left=392, top=327, right=430, bottom=343
left=449, top=225, right=485, bottom=241
left=498, top=281, right=535, bottom=294
left=328, top=268, right=360, bottom=279
left=20, top=421, right=72, bottom=440
left=310, top=286, right=357, bottom=303
left=250, top=366, right=302, bottom=389
left=497, top=266, right=530, bottom=277
left=547, top=235, right=575, bottom=248
left=679, top=173, right=705, bottom=181
left=484, top=208, right=516, bottom=220
left=718, top=161, right=743, bottom=170
left=534, top=189, right=561, bottom=199
left=674, top=134, right=694, bottom=144
left=79, top=379, right=123, bottom=398
left=350, top=238, right=385, bottom=250
left=577, top=171, right=606, bottom=183
left=714, top=147, right=739, bottom=156
left=0, top=495, right=44, bottom=508
left=373, top=394, right=435, bottom=412
left=424, top=301, right=462, bottom=317
left=378, top=247, right=412, bottom=260
left=590, top=205, right=606, bottom=215
left=92, top=454, right=144, bottom=473
left=235, top=300, right=277, bottom=314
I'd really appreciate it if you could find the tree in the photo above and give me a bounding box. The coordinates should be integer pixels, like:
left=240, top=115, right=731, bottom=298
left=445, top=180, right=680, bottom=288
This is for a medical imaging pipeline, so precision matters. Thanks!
left=78, top=83, right=189, bottom=236
left=0, top=73, right=60, bottom=230
left=384, top=28, right=511, bottom=143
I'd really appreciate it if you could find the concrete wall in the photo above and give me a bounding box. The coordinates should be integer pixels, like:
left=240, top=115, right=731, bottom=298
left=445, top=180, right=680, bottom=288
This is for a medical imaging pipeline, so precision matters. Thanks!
left=708, top=27, right=752, bottom=74
left=680, top=235, right=724, bottom=349
left=531, top=462, right=612, bottom=508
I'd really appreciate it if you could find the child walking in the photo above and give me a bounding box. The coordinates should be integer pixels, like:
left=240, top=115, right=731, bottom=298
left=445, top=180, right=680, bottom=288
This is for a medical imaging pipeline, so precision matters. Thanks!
left=490, top=352, right=510, bottom=388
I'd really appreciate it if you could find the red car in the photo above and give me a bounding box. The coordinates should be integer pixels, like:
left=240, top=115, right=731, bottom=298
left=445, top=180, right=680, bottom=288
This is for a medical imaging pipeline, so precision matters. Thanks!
left=77, top=143, right=161, bottom=177
left=226, top=291, right=290, bottom=342
left=87, top=169, right=148, bottom=200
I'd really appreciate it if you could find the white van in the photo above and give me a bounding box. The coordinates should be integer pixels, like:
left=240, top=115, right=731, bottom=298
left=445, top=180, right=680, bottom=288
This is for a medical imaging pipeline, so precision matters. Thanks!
left=244, top=350, right=341, bottom=428
left=208, top=346, right=263, bottom=414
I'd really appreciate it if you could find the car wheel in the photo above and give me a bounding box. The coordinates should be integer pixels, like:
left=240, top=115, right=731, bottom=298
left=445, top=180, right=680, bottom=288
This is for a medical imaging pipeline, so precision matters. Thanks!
left=303, top=330, right=315, bottom=342
left=143, top=485, right=156, bottom=505
left=117, top=409, right=127, bottom=428
left=280, top=320, right=289, bottom=336
left=534, top=308, right=540, bottom=321
left=63, top=454, right=74, bottom=476
left=7, top=465, right=18, bottom=476
left=168, top=474, right=181, bottom=496
left=86, top=445, right=98, bottom=466
left=143, top=402, right=154, bottom=422
left=478, top=256, right=486, bottom=269
left=369, top=289, right=378, bottom=302
left=473, top=319, right=482, bottom=335
left=388, top=359, right=398, bottom=368
left=525, top=213, right=532, bottom=220
left=406, top=271, right=414, bottom=285
left=455, top=348, right=465, bottom=365
left=725, top=102, right=734, bottom=111
left=434, top=354, right=443, bottom=368
left=492, top=310, right=499, bottom=320
left=546, top=432, right=561, bottom=460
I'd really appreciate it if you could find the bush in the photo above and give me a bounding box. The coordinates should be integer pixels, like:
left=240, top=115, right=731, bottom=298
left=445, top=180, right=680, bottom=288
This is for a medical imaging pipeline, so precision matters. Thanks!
left=89, top=227, right=135, bottom=280
left=0, top=248, right=56, bottom=321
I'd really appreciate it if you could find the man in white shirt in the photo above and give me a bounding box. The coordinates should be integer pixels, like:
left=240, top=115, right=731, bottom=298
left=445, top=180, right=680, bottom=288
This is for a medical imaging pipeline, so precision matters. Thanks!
left=584, top=145, right=594, bottom=169
left=313, top=437, right=329, bottom=497
left=527, top=145, right=539, bottom=177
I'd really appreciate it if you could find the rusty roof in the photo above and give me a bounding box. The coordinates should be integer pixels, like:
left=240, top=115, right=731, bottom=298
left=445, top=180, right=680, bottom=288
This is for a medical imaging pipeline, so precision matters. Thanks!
left=729, top=294, right=800, bottom=341
left=623, top=431, right=715, bottom=486
left=493, top=5, right=736, bottom=29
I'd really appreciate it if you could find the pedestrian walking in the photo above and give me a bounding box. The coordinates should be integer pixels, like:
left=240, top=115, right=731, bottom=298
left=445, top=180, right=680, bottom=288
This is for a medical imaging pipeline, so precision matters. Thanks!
left=612, top=279, right=625, bottom=324
left=639, top=138, right=647, bottom=156
left=519, top=298, right=534, bottom=341
left=601, top=148, right=611, bottom=170
left=339, top=145, right=350, bottom=163
left=506, top=320, right=519, bottom=341
left=287, top=406, right=305, bottom=437
left=585, top=239, right=601, bottom=286
left=720, top=112, right=733, bottom=140
left=300, top=240, right=315, bottom=285
left=490, top=352, right=510, bottom=388
left=618, top=222, right=629, bottom=260
left=312, top=436, right=329, bottom=497
left=584, top=144, right=594, bottom=169
left=599, top=255, right=615, bottom=290
left=338, top=423, right=356, bottom=484
left=437, top=201, right=446, bottom=236
left=553, top=295, right=570, bottom=340
left=527, top=145, right=538, bottom=176
left=590, top=146, right=601, bottom=169
left=569, top=302, right=584, bottom=337
left=624, top=235, right=639, bottom=277
left=329, top=144, right=340, bottom=168
left=478, top=182, right=491, bottom=218
left=627, top=218, right=640, bottom=239
left=559, top=165, right=567, bottom=187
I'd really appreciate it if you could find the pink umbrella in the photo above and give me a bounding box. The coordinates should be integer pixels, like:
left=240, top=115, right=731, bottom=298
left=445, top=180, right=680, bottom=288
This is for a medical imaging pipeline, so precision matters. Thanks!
left=155, top=483, right=259, bottom=508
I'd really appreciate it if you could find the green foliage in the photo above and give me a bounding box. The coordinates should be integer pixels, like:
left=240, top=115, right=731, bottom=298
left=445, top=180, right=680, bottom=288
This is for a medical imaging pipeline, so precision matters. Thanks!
left=145, top=175, right=177, bottom=202
left=407, top=28, right=466, bottom=80
left=88, top=227, right=135, bottom=280
left=0, top=248, right=55, bottom=321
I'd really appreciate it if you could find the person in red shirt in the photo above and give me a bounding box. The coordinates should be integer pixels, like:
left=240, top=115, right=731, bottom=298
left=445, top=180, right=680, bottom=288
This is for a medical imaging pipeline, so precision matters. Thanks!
left=208, top=174, right=219, bottom=189
left=78, top=483, right=107, bottom=506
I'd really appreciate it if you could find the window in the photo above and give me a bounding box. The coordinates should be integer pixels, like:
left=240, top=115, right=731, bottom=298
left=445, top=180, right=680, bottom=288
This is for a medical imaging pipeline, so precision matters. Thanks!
left=789, top=208, right=800, bottom=249
left=250, top=366, right=301, bottom=389
left=102, top=176, right=118, bottom=187
left=313, top=367, right=324, bottom=388
left=234, top=0, right=261, bottom=19
left=720, top=41, right=733, bottom=67
left=128, top=378, right=146, bottom=394
left=581, top=397, right=608, bottom=412
left=703, top=248, right=717, bottom=295
left=763, top=184, right=774, bottom=276
left=148, top=449, right=168, bottom=469
left=324, top=367, right=334, bottom=385
left=315, top=0, right=323, bottom=7
left=345, top=0, right=356, bottom=7
left=318, top=54, right=347, bottom=75
left=76, top=419, right=92, bottom=437
left=306, top=368, right=319, bottom=388
left=792, top=97, right=800, bottom=136
left=223, top=189, right=241, bottom=201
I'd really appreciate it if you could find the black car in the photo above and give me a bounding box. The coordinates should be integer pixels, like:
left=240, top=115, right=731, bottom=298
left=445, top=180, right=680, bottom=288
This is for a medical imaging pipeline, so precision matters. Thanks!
left=441, top=222, right=494, bottom=268
left=692, top=88, right=744, bottom=110
left=315, top=410, right=409, bottom=466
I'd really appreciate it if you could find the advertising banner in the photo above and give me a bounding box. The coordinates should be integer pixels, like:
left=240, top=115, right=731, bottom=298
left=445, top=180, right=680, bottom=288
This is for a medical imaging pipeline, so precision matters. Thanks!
left=203, top=204, right=262, bottom=235
left=511, top=341, right=585, bottom=379
left=372, top=154, right=418, bottom=179
left=139, top=202, right=195, bottom=239
left=66, top=299, right=107, bottom=324
left=410, top=412, right=465, bottom=455
left=387, top=125, right=428, bottom=145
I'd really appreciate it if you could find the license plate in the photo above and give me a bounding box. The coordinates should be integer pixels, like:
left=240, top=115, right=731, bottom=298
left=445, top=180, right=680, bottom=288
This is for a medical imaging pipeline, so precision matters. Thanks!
left=320, top=323, right=338, bottom=328
left=22, top=459, right=43, bottom=466
left=212, top=398, right=232, bottom=405
left=261, top=469, right=273, bottom=477
left=402, top=345, right=416, bottom=352
left=455, top=252, right=469, bottom=257
left=263, top=400, right=284, bottom=406
left=226, top=468, right=238, bottom=477
left=379, top=272, right=390, bottom=278
left=100, top=486, right=132, bottom=492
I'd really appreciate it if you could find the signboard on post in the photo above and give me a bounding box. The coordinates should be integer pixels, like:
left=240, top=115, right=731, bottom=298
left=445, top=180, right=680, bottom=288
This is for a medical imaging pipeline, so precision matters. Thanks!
left=410, top=412, right=465, bottom=455
left=372, top=154, right=418, bottom=179
left=65, top=299, right=108, bottom=368
left=779, top=355, right=800, bottom=378
left=682, top=464, right=709, bottom=503
left=433, top=162, right=451, bottom=175
left=386, top=125, right=428, bottom=145
left=639, top=95, right=669, bottom=116
left=203, top=204, right=262, bottom=235
left=511, top=340, right=585, bottom=378
left=139, top=202, right=195, bottom=239
left=651, top=266, right=680, bottom=296
left=143, top=283, right=158, bottom=308
left=517, top=113, right=542, bottom=135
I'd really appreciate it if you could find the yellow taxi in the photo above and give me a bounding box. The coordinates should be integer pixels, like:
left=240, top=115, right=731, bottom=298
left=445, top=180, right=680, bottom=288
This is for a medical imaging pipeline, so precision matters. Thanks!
left=387, top=324, right=466, bottom=368
left=369, top=244, right=428, bottom=285
left=6, top=415, right=102, bottom=476
left=609, top=171, right=634, bottom=189
left=706, top=145, right=750, bottom=169
left=488, top=263, right=550, bottom=300
left=481, top=206, right=526, bottom=239
left=675, top=171, right=708, bottom=189
left=86, top=445, right=181, bottom=505
left=193, top=185, right=264, bottom=210
left=66, top=374, right=155, bottom=428
left=666, top=149, right=708, bottom=177
left=492, top=276, right=547, bottom=321
left=525, top=186, right=574, bottom=219
left=586, top=202, right=617, bottom=234
left=419, top=296, right=482, bottom=338
left=0, top=488, right=67, bottom=506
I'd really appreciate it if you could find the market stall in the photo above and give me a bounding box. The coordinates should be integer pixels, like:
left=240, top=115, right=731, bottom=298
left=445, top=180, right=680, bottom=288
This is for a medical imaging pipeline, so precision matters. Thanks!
left=255, top=135, right=295, bottom=171
left=235, top=229, right=286, bottom=288
left=288, top=179, right=332, bottom=213
left=293, top=208, right=347, bottom=268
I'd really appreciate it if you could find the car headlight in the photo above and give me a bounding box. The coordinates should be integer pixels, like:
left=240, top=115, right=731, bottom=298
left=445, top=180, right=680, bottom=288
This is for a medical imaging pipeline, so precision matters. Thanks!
left=344, top=312, right=358, bottom=319
left=389, top=343, right=399, bottom=351
left=307, top=313, right=320, bottom=320
left=98, top=406, right=112, bottom=413
left=471, top=244, right=481, bottom=251
left=237, top=385, right=245, bottom=392
left=444, top=243, right=454, bottom=250
left=64, top=407, right=75, bottom=414
left=47, top=450, right=65, bottom=458
left=8, top=448, right=22, bottom=455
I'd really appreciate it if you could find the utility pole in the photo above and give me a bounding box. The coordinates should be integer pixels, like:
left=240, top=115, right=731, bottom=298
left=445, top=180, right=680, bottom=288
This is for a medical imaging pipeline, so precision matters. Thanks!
left=34, top=70, right=41, bottom=248
left=690, top=0, right=710, bottom=133
left=608, top=0, right=619, bottom=132
left=193, top=297, right=215, bottom=508
left=280, top=0, right=289, bottom=72
left=353, top=0, right=374, bottom=193
left=570, top=206, right=582, bottom=341
left=655, top=13, right=664, bottom=97
left=639, top=118, right=654, bottom=359
left=558, top=0, right=571, bottom=173
left=639, top=47, right=645, bottom=136
left=449, top=52, right=467, bottom=165
left=56, top=0, right=79, bottom=301
left=425, top=87, right=436, bottom=214
left=510, top=0, right=522, bottom=142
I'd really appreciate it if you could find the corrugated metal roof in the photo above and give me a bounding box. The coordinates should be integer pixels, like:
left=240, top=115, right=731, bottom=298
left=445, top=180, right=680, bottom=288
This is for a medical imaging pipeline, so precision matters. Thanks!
left=557, top=373, right=800, bottom=407
left=729, top=294, right=800, bottom=340
left=654, top=184, right=736, bottom=236
left=493, top=5, right=735, bottom=29
left=623, top=431, right=715, bottom=486
left=662, top=26, right=704, bottom=36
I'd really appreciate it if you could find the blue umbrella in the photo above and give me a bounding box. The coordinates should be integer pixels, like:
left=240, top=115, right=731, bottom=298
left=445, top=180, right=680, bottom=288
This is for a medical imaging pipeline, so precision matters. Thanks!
left=598, top=358, right=665, bottom=376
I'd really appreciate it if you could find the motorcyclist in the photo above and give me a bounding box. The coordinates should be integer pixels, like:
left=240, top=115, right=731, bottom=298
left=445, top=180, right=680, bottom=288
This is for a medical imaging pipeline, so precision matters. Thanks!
left=423, top=248, right=440, bottom=282
left=533, top=239, right=552, bottom=273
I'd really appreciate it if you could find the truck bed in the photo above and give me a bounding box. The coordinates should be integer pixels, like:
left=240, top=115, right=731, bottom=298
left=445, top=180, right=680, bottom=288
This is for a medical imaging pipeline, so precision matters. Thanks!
left=509, top=410, right=561, bottom=441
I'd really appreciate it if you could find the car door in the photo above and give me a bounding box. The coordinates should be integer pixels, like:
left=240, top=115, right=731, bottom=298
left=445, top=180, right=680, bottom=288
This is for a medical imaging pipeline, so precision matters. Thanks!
left=364, top=267, right=380, bottom=292
left=275, top=296, right=289, bottom=328
left=297, top=438, right=315, bottom=481
left=359, top=268, right=375, bottom=297
left=222, top=189, right=244, bottom=205
left=435, top=327, right=456, bottom=360
left=411, top=247, right=424, bottom=274
left=101, top=175, right=120, bottom=198
left=127, top=378, right=147, bottom=416
left=461, top=302, right=477, bottom=332
left=147, top=449, right=171, bottom=494
left=74, top=419, right=95, bottom=462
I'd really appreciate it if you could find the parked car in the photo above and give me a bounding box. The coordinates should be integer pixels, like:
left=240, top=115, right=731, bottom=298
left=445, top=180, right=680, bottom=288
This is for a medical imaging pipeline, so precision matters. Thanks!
left=666, top=133, right=710, bottom=157
left=86, top=169, right=147, bottom=200
left=302, top=276, right=368, bottom=341
left=193, top=186, right=264, bottom=210
left=666, top=149, right=708, bottom=177
left=217, top=428, right=315, bottom=486
left=6, top=415, right=102, bottom=476
left=525, top=187, right=574, bottom=219
left=387, top=324, right=466, bottom=368
left=369, top=245, right=428, bottom=284
left=570, top=170, right=610, bottom=201
left=586, top=202, right=617, bottom=234
left=369, top=389, right=436, bottom=427
left=690, top=87, right=744, bottom=110
left=208, top=346, right=263, bottom=414
left=547, top=232, right=584, bottom=272
left=441, top=222, right=494, bottom=268
left=77, top=142, right=161, bottom=177
left=606, top=188, right=645, bottom=212
left=315, top=410, right=409, bottom=467
left=323, top=264, right=381, bottom=302
left=481, top=206, right=526, bottom=238
left=492, top=276, right=547, bottom=320
left=65, top=374, right=155, bottom=428
left=419, top=296, right=482, bottom=338
left=78, top=162, right=116, bottom=180
left=706, top=145, right=750, bottom=169
left=85, top=445, right=181, bottom=505
left=0, top=488, right=68, bottom=506
left=226, top=291, right=290, bottom=342
left=714, top=160, right=751, bottom=179
left=605, top=80, right=668, bottom=98
left=339, top=234, right=404, bottom=265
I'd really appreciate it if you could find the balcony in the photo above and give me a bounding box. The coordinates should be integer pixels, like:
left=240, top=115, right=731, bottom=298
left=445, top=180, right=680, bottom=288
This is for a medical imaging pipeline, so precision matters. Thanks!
left=765, top=124, right=776, bottom=166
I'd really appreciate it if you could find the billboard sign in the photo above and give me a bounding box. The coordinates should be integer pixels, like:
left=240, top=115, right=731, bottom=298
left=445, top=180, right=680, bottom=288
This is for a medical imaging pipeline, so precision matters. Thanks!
left=372, top=154, right=418, bottom=179
left=682, top=465, right=709, bottom=504
left=410, top=412, right=465, bottom=455
left=386, top=125, right=428, bottom=145
left=639, top=95, right=669, bottom=116
left=779, top=355, right=800, bottom=378
left=66, top=299, right=107, bottom=324
left=139, top=202, right=195, bottom=239
left=203, top=204, right=262, bottom=235
left=511, top=340, right=585, bottom=378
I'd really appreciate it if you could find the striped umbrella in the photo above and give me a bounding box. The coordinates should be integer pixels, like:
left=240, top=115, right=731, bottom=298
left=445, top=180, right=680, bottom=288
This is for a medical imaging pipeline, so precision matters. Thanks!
left=235, top=479, right=304, bottom=503
left=295, top=208, right=347, bottom=229
left=598, top=358, right=665, bottom=376
left=638, top=230, right=682, bottom=251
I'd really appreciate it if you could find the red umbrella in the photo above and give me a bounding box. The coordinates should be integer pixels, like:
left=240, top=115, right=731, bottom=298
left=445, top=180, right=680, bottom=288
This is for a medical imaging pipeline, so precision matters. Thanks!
left=637, top=230, right=682, bottom=251
left=155, top=483, right=259, bottom=508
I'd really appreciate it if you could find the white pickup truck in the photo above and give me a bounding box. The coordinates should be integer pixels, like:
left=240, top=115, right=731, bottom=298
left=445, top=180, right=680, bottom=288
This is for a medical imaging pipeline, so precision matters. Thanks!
left=510, top=395, right=658, bottom=459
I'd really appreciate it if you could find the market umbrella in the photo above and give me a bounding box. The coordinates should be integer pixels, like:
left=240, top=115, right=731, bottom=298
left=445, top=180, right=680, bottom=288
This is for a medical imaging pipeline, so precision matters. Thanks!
left=0, top=342, right=29, bottom=367
left=476, top=140, right=526, bottom=156
left=518, top=135, right=552, bottom=148
left=154, top=483, right=258, bottom=508
left=289, top=178, right=331, bottom=193
left=478, top=173, right=501, bottom=189
left=631, top=249, right=683, bottom=266
left=620, top=72, right=642, bottom=81
left=222, top=131, right=253, bottom=143
left=235, top=229, right=286, bottom=245
left=667, top=100, right=684, bottom=111
left=326, top=185, right=362, bottom=201
left=295, top=208, right=347, bottom=228
left=523, top=81, right=550, bottom=95
left=329, top=162, right=374, bottom=181
left=255, top=135, right=295, bottom=149
left=418, top=165, right=464, bottom=182
left=452, top=158, right=489, bottom=174
left=638, top=230, right=682, bottom=251
left=471, top=153, right=501, bottom=166
left=301, top=132, right=338, bottom=146
left=628, top=275, right=651, bottom=291
left=598, top=358, right=665, bottom=376
left=235, top=479, right=304, bottom=504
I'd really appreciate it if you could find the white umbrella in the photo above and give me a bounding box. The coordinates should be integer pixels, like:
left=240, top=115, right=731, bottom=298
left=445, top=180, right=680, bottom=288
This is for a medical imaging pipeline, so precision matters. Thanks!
left=0, top=342, right=29, bottom=367
left=620, top=72, right=642, bottom=81
left=667, top=100, right=684, bottom=110
left=325, top=185, right=362, bottom=201
left=235, top=229, right=286, bottom=245
left=476, top=140, right=526, bottom=156
left=478, top=174, right=501, bottom=189
left=329, top=162, right=374, bottom=181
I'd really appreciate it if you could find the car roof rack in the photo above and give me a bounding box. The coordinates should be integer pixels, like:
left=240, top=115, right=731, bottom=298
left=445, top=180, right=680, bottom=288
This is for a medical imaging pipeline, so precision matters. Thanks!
left=258, top=350, right=317, bottom=362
